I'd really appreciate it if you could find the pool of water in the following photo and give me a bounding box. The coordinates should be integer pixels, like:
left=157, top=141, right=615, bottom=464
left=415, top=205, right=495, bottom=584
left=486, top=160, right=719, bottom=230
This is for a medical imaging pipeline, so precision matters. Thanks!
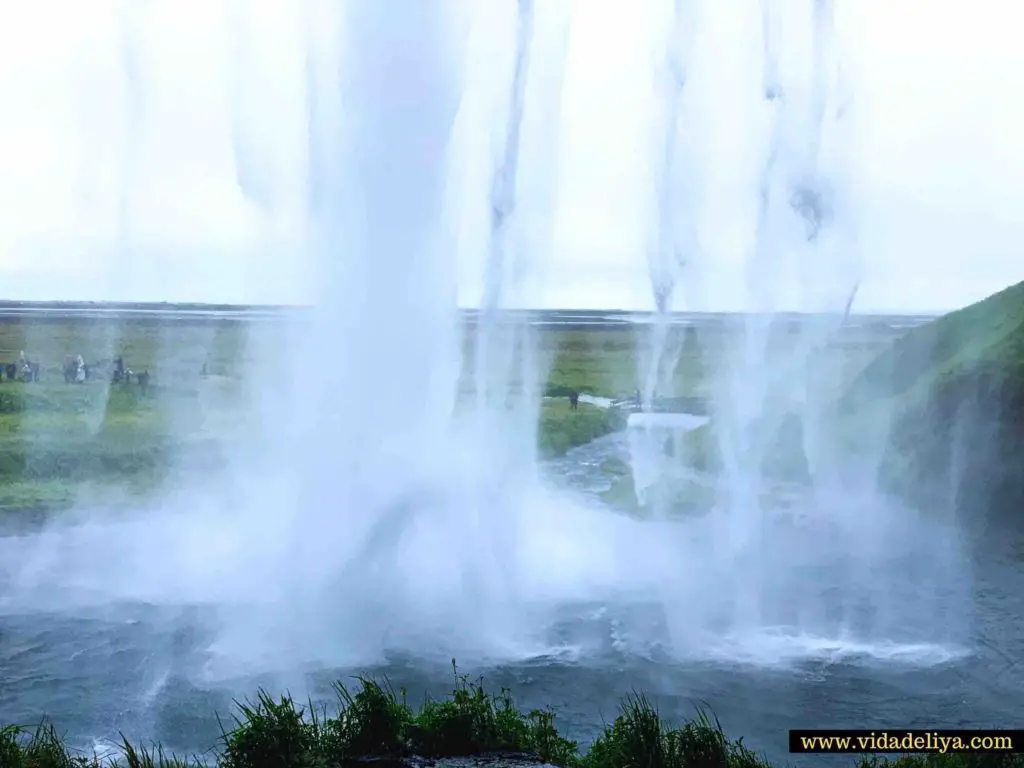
left=1, top=434, right=1021, bottom=765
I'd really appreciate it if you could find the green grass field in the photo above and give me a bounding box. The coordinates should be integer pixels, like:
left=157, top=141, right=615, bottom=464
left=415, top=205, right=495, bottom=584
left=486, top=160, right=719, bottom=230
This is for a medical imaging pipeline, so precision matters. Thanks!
left=0, top=314, right=908, bottom=516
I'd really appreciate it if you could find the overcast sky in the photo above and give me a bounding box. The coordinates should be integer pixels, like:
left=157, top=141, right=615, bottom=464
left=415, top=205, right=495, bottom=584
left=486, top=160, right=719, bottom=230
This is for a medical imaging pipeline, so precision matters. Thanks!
left=0, top=0, right=1020, bottom=312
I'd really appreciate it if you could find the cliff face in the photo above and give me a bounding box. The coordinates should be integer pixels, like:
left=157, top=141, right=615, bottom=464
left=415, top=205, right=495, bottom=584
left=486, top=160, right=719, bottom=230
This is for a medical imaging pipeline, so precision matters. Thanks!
left=839, top=280, right=1024, bottom=531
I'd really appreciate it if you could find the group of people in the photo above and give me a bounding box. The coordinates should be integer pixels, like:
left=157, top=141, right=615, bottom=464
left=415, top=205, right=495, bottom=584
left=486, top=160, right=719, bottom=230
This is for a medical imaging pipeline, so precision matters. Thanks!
left=60, top=353, right=120, bottom=384
left=2, top=351, right=40, bottom=382
left=63, top=354, right=88, bottom=383
left=0, top=352, right=149, bottom=392
left=62, top=354, right=146, bottom=389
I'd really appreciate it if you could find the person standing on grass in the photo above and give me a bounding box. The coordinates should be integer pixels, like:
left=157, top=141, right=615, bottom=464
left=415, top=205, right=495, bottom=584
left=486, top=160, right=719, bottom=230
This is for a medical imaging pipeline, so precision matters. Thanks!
left=75, top=354, right=86, bottom=383
left=569, top=389, right=579, bottom=411
left=19, top=350, right=31, bottom=382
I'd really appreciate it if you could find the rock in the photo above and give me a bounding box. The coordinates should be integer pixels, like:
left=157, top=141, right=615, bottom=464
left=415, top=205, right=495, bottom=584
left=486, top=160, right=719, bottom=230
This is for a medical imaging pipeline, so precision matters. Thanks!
left=599, top=457, right=630, bottom=476
left=433, top=753, right=560, bottom=767
left=345, top=753, right=559, bottom=768
left=599, top=471, right=716, bottom=519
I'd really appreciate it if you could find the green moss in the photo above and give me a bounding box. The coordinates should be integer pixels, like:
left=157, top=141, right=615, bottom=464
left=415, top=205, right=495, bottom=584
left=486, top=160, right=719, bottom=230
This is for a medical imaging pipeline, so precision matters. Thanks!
left=837, top=281, right=1024, bottom=520
left=841, top=281, right=1024, bottom=413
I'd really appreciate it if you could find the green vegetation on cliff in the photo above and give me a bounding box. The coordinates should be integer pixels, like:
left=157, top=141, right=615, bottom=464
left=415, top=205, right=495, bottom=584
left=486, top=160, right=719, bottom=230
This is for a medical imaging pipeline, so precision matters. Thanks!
left=840, top=281, right=1024, bottom=414
left=601, top=281, right=1024, bottom=525
left=838, top=280, right=1024, bottom=522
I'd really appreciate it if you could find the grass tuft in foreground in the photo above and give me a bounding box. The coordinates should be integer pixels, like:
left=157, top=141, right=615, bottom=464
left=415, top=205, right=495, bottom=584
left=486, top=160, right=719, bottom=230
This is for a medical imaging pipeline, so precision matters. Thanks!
left=215, top=665, right=580, bottom=767
left=583, top=694, right=768, bottom=768
left=2, top=664, right=1021, bottom=767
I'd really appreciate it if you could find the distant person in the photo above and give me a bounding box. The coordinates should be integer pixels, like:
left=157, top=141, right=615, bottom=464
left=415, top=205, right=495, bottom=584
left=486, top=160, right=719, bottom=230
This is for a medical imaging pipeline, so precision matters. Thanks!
left=568, top=389, right=579, bottom=411
left=112, top=356, right=124, bottom=383
left=75, top=354, right=86, bottom=384
left=63, top=355, right=75, bottom=384
left=19, top=351, right=34, bottom=382
left=137, top=370, right=150, bottom=394
left=634, top=389, right=642, bottom=411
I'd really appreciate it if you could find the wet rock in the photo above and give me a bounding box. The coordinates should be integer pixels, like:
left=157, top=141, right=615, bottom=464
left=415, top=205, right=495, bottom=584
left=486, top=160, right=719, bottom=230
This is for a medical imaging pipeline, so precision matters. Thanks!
left=599, top=470, right=716, bottom=519
left=345, top=753, right=558, bottom=768
left=599, top=457, right=630, bottom=476
left=433, top=753, right=559, bottom=767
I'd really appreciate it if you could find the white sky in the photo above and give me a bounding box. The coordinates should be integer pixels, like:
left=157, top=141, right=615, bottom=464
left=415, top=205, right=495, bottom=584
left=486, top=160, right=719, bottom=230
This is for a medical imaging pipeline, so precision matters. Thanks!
left=0, top=0, right=1020, bottom=312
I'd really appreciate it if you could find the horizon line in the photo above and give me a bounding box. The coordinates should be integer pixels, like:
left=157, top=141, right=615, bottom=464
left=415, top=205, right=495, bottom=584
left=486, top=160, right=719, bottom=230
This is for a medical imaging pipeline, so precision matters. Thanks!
left=0, top=299, right=947, bottom=317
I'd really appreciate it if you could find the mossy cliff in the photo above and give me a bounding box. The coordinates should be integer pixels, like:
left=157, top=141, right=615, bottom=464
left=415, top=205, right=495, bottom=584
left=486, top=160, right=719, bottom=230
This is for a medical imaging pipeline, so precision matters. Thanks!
left=839, top=280, right=1024, bottom=530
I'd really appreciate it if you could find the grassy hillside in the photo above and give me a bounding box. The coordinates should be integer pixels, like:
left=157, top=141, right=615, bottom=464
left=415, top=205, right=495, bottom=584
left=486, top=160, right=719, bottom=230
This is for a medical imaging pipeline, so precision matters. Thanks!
left=840, top=280, right=1024, bottom=413
left=595, top=283, right=1024, bottom=524
left=838, top=280, right=1024, bottom=525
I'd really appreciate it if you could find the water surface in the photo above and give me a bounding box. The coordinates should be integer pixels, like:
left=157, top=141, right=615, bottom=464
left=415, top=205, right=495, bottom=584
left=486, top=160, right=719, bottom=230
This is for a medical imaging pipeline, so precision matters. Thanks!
left=2, top=433, right=1020, bottom=765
